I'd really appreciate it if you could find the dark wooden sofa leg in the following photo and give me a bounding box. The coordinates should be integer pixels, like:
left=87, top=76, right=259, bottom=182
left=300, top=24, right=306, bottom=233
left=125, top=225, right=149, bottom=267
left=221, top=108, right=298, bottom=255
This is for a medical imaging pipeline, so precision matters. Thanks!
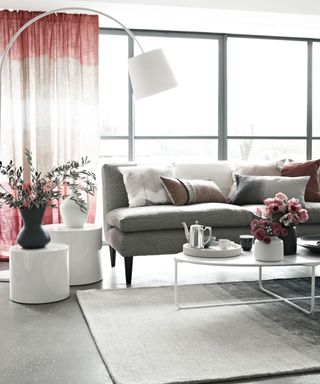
left=109, top=246, right=116, bottom=267
left=124, top=257, right=133, bottom=285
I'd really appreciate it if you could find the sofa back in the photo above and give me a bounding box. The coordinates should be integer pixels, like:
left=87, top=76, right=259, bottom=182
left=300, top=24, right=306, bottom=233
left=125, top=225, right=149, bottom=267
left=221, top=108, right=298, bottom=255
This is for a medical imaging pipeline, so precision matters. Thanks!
left=101, top=162, right=234, bottom=216
left=175, top=162, right=233, bottom=198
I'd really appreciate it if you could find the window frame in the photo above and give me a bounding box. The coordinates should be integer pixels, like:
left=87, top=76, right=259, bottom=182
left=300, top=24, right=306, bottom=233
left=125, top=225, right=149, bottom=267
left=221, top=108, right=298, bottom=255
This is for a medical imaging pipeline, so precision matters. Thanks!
left=99, top=28, right=320, bottom=162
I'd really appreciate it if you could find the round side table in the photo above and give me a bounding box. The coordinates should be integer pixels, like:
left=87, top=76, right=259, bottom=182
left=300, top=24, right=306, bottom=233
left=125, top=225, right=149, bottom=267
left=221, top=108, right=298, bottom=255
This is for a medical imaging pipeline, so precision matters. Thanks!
left=10, top=243, right=70, bottom=304
left=44, top=224, right=103, bottom=286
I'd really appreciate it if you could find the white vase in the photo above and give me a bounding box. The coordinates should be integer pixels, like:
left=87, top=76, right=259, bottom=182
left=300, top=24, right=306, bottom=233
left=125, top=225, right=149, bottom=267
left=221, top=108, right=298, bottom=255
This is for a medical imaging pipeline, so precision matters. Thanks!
left=60, top=191, right=88, bottom=228
left=254, top=237, right=284, bottom=262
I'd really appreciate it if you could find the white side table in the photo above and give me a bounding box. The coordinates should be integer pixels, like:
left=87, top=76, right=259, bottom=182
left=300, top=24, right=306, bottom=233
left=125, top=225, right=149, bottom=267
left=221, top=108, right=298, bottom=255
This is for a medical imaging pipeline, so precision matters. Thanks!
left=44, top=224, right=103, bottom=286
left=10, top=243, right=70, bottom=304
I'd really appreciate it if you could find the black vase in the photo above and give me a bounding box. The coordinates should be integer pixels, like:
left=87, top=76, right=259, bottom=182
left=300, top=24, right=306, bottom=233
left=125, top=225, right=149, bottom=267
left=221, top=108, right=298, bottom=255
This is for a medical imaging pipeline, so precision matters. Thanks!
left=279, top=225, right=297, bottom=255
left=17, top=207, right=51, bottom=249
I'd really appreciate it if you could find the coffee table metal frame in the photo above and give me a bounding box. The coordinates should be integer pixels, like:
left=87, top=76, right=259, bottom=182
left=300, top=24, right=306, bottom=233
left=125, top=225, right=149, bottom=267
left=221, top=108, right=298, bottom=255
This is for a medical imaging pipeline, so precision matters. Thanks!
left=174, top=250, right=320, bottom=315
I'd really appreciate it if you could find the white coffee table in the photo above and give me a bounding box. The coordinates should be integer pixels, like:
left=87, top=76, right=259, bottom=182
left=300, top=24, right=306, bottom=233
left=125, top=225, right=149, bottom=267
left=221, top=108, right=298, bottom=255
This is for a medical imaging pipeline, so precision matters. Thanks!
left=174, top=248, right=320, bottom=315
left=44, top=224, right=102, bottom=286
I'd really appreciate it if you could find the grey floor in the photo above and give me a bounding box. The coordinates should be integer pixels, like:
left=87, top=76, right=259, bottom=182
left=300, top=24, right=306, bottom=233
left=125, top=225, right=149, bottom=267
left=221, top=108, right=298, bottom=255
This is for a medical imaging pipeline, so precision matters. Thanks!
left=1, top=247, right=320, bottom=384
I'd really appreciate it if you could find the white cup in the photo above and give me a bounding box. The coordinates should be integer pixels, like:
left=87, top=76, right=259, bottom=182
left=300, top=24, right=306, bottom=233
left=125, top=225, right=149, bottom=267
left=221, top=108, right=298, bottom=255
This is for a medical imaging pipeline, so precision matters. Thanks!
left=205, top=236, right=217, bottom=247
left=219, top=239, right=230, bottom=249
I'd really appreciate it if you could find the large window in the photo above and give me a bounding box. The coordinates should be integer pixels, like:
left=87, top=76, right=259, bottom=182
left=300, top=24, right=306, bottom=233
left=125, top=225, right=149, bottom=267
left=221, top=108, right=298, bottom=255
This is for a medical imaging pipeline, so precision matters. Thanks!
left=228, top=38, right=307, bottom=160
left=99, top=33, right=129, bottom=161
left=312, top=42, right=320, bottom=159
left=134, top=35, right=219, bottom=162
left=134, top=36, right=218, bottom=136
left=99, top=30, right=320, bottom=163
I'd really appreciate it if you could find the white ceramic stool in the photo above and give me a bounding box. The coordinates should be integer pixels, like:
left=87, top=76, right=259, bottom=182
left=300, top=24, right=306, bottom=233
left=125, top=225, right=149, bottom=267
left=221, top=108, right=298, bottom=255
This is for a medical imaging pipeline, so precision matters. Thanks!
left=10, top=243, right=69, bottom=304
left=44, top=224, right=103, bottom=286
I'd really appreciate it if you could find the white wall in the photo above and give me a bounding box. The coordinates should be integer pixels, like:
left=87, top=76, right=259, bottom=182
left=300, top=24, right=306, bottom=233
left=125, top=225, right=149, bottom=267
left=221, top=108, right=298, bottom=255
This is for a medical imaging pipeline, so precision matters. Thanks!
left=2, top=0, right=320, bottom=37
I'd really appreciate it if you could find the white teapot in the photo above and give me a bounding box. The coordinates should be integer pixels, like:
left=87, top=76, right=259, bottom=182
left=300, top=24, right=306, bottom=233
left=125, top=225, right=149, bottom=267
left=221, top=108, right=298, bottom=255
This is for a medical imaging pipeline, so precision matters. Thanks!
left=182, top=221, right=212, bottom=249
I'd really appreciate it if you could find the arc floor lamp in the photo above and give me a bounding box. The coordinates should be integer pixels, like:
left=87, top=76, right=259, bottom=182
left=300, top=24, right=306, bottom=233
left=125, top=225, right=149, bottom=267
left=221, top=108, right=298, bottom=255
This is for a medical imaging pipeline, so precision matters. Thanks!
left=0, top=7, right=177, bottom=269
left=0, top=6, right=178, bottom=123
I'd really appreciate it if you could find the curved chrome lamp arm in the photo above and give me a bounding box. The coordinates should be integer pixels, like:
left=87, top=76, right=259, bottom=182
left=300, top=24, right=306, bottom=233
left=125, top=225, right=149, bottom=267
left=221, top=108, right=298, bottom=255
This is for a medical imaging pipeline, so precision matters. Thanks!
left=0, top=6, right=177, bottom=139
left=0, top=6, right=144, bottom=77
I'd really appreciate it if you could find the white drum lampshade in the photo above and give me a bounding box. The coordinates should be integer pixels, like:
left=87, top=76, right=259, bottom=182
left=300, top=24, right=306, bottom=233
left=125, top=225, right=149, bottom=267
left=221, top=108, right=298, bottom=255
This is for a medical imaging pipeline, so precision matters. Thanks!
left=128, top=48, right=178, bottom=100
left=0, top=7, right=178, bottom=131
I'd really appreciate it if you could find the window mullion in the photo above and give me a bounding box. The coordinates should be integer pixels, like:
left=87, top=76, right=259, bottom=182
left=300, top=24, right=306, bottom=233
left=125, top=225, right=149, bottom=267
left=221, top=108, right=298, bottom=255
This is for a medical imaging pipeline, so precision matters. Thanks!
left=218, top=35, right=227, bottom=160
left=128, top=36, right=135, bottom=161
left=307, top=40, right=313, bottom=160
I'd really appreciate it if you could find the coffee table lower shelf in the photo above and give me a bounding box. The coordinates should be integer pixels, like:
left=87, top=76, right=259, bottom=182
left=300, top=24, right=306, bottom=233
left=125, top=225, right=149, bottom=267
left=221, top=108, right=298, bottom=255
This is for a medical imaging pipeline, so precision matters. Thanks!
left=174, top=251, right=320, bottom=315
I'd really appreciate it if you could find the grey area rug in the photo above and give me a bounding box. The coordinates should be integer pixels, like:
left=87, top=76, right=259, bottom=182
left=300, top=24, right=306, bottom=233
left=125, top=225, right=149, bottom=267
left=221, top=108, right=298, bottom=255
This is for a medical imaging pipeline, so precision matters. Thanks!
left=77, top=279, right=320, bottom=384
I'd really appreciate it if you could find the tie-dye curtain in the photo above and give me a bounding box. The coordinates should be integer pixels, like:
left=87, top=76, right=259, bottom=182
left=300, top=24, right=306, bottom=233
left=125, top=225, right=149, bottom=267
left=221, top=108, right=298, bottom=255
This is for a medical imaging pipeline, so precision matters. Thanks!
left=0, top=10, right=99, bottom=260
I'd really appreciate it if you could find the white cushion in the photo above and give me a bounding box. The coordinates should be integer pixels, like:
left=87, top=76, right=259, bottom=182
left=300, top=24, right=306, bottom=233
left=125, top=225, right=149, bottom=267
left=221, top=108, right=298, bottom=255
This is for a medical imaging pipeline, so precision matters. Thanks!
left=119, top=165, right=175, bottom=207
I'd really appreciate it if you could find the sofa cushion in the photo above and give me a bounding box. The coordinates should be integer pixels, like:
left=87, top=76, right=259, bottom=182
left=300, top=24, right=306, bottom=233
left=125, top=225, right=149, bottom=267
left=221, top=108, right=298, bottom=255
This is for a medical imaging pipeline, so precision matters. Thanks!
left=232, top=159, right=285, bottom=178
left=303, top=202, right=320, bottom=224
left=231, top=175, right=309, bottom=206
left=106, top=203, right=254, bottom=232
left=228, top=159, right=286, bottom=201
left=160, top=177, right=226, bottom=205
left=119, top=165, right=174, bottom=207
left=281, top=159, right=320, bottom=202
left=174, top=162, right=233, bottom=198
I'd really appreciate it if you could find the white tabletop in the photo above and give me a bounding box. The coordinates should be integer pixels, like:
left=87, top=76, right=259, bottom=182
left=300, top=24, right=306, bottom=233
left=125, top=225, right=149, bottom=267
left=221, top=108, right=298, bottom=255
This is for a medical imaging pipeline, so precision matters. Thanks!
left=10, top=243, right=69, bottom=253
left=175, top=246, right=320, bottom=267
left=44, top=223, right=101, bottom=232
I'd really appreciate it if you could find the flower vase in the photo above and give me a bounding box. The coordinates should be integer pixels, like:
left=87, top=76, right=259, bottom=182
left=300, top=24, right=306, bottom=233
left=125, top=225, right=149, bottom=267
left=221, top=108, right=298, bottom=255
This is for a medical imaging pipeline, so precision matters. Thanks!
left=279, top=226, right=297, bottom=255
left=60, top=190, right=88, bottom=228
left=17, top=207, right=51, bottom=249
left=254, top=237, right=284, bottom=262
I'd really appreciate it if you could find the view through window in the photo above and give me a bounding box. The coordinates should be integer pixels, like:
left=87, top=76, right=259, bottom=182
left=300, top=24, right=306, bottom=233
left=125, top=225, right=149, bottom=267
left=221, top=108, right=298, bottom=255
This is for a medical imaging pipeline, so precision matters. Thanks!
left=99, top=30, right=319, bottom=163
left=228, top=37, right=307, bottom=161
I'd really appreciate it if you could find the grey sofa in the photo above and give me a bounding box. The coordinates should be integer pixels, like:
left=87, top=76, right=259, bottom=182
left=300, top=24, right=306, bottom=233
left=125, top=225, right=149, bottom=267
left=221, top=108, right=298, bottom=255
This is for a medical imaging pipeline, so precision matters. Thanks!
left=102, top=162, right=320, bottom=285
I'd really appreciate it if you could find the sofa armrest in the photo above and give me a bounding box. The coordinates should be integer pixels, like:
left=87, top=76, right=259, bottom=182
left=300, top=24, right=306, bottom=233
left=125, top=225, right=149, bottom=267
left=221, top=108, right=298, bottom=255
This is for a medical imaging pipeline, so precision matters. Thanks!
left=101, top=162, right=136, bottom=230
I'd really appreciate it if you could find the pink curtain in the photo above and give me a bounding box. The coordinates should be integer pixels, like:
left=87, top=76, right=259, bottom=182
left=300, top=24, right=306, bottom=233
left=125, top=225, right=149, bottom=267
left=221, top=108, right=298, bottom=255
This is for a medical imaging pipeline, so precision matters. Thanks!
left=0, top=10, right=100, bottom=261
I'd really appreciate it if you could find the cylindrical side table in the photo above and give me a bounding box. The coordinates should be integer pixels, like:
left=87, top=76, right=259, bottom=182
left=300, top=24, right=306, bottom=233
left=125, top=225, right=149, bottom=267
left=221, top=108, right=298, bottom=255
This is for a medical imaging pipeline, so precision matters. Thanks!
left=44, top=224, right=103, bottom=286
left=10, top=243, right=69, bottom=304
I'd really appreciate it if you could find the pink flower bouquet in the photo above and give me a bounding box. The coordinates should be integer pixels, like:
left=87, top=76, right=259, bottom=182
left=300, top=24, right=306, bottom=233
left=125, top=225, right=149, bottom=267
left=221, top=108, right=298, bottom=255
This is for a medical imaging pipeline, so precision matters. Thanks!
left=250, top=192, right=309, bottom=244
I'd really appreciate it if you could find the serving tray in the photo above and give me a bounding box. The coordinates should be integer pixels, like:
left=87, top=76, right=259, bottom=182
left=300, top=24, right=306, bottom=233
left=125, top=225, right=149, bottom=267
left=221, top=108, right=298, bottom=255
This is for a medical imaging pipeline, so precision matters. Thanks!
left=183, top=242, right=242, bottom=258
left=298, top=235, right=320, bottom=254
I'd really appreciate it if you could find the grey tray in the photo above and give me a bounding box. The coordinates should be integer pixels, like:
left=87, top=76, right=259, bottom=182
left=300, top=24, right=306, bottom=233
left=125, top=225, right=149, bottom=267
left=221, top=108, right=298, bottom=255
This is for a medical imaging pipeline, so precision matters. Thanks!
left=298, top=235, right=320, bottom=254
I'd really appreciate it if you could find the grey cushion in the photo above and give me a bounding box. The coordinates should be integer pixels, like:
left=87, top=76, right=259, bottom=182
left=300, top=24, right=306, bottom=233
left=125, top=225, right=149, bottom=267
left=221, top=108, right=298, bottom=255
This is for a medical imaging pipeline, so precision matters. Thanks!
left=303, top=202, right=320, bottom=224
left=232, top=175, right=309, bottom=206
left=228, top=159, right=286, bottom=201
left=106, top=203, right=254, bottom=232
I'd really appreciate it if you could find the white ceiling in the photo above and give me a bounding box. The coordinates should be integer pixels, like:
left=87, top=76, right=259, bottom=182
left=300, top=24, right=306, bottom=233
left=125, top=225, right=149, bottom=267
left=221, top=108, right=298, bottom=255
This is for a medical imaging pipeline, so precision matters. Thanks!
left=4, top=0, right=320, bottom=15
left=70, top=0, right=320, bottom=15
left=2, top=0, right=320, bottom=37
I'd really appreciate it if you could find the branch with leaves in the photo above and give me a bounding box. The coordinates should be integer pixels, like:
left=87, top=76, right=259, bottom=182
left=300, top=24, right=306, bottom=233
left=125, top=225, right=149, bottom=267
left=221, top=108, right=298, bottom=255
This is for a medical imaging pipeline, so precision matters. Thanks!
left=0, top=149, right=96, bottom=211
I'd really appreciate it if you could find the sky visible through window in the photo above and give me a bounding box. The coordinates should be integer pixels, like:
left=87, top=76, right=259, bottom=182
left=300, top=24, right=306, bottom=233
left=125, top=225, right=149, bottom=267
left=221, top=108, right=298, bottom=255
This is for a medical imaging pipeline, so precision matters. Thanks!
left=99, top=32, right=317, bottom=163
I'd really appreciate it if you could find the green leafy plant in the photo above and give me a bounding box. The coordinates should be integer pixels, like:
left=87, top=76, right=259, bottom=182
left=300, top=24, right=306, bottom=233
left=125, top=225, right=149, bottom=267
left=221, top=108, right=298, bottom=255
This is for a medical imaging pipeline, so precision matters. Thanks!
left=0, top=149, right=96, bottom=212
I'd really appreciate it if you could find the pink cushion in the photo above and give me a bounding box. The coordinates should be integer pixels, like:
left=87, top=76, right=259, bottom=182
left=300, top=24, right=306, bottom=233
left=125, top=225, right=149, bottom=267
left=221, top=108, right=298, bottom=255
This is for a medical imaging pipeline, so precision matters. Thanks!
left=281, top=160, right=320, bottom=202
left=160, top=177, right=226, bottom=206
